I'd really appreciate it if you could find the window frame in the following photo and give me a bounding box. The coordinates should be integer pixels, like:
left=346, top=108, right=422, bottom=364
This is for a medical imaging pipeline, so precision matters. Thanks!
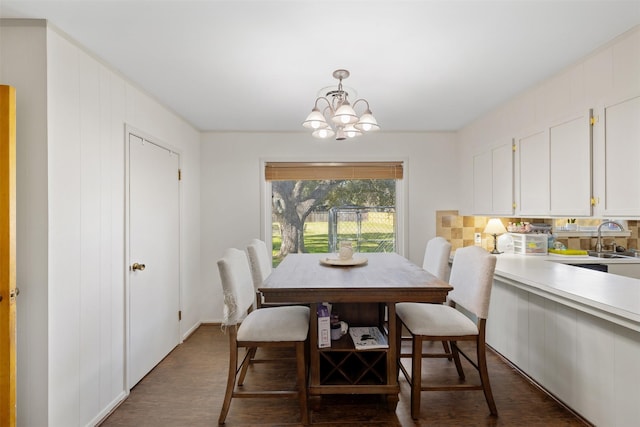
left=259, top=158, right=408, bottom=257
left=264, top=161, right=403, bottom=181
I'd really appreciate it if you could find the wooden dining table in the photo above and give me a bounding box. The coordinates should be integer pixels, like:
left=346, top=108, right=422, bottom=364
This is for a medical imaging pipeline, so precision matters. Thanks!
left=259, top=252, right=452, bottom=408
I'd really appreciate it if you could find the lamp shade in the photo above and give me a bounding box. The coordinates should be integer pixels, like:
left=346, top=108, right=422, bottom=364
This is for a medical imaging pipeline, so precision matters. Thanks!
left=343, top=124, right=362, bottom=138
left=484, top=218, right=507, bottom=235
left=332, top=101, right=358, bottom=125
left=312, top=127, right=335, bottom=139
left=354, top=110, right=380, bottom=132
left=303, top=108, right=328, bottom=129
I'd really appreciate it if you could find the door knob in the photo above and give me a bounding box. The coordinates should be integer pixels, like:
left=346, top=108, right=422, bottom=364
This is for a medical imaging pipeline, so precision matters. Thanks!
left=131, top=263, right=146, bottom=271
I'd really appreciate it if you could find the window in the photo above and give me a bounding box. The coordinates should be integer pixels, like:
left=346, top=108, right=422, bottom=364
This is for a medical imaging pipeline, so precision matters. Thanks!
left=264, top=162, right=403, bottom=264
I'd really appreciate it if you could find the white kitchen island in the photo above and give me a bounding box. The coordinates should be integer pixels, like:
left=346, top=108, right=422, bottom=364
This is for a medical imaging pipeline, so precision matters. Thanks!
left=485, top=254, right=640, bottom=427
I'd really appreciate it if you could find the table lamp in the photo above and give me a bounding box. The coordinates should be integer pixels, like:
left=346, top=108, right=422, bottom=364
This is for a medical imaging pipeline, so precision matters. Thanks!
left=484, top=218, right=507, bottom=254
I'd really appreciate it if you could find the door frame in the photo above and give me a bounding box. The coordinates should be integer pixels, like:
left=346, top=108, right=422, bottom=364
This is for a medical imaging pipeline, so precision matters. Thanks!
left=124, top=124, right=182, bottom=390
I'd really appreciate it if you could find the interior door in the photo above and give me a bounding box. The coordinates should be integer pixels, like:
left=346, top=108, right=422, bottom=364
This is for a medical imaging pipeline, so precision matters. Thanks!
left=0, top=85, right=17, bottom=426
left=128, top=132, right=180, bottom=388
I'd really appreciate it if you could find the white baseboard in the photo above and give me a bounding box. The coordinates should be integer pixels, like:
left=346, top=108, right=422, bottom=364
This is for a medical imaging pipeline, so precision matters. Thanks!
left=181, top=321, right=201, bottom=341
left=90, top=389, right=128, bottom=426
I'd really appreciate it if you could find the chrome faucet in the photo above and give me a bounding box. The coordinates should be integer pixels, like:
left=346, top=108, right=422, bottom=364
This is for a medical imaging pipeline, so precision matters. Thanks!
left=595, top=220, right=624, bottom=253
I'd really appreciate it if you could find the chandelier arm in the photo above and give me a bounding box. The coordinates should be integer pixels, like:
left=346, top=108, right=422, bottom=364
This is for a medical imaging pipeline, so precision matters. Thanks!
left=321, top=105, right=334, bottom=127
left=351, top=98, right=371, bottom=112
left=314, top=96, right=335, bottom=115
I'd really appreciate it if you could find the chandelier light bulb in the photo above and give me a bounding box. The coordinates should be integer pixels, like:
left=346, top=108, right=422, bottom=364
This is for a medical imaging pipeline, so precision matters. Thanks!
left=344, top=124, right=362, bottom=138
left=333, top=101, right=358, bottom=125
left=354, top=109, right=380, bottom=132
left=302, top=107, right=328, bottom=130
left=312, top=127, right=335, bottom=139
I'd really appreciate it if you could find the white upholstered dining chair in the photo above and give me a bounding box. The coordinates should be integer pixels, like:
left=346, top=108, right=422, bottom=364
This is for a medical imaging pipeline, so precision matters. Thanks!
left=396, top=245, right=498, bottom=420
left=423, top=236, right=452, bottom=356
left=401, top=237, right=453, bottom=357
left=422, top=236, right=451, bottom=282
left=216, top=248, right=310, bottom=425
left=246, top=238, right=273, bottom=308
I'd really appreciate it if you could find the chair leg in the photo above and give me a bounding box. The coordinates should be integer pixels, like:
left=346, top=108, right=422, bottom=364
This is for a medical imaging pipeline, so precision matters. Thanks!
left=477, top=338, right=498, bottom=415
left=295, top=342, right=309, bottom=425
left=410, top=335, right=423, bottom=420
left=441, top=340, right=453, bottom=360
left=450, top=341, right=465, bottom=380
left=237, top=347, right=257, bottom=386
left=219, top=337, right=239, bottom=425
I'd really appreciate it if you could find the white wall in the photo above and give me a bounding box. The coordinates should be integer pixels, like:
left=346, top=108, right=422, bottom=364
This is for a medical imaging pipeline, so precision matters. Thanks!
left=0, top=20, right=49, bottom=427
left=457, top=26, right=640, bottom=215
left=200, top=131, right=458, bottom=321
left=1, top=20, right=201, bottom=427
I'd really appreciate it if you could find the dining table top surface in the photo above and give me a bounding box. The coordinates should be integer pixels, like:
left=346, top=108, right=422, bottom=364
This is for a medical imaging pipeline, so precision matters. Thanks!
left=259, top=252, right=453, bottom=304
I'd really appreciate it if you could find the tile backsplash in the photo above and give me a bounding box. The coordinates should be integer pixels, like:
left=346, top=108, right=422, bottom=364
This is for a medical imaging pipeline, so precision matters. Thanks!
left=436, top=210, right=639, bottom=253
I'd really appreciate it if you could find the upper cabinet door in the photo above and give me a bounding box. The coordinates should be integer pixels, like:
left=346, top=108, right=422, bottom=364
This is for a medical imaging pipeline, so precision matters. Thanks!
left=473, top=150, right=493, bottom=215
left=491, top=142, right=514, bottom=215
left=602, top=96, right=640, bottom=216
left=472, top=141, right=514, bottom=216
left=549, top=110, right=593, bottom=216
left=517, top=129, right=549, bottom=216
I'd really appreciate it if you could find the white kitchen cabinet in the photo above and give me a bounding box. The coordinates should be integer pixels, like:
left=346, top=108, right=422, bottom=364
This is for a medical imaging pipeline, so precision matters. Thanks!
left=491, top=143, right=514, bottom=215
left=549, top=110, right=592, bottom=216
left=472, top=150, right=492, bottom=215
left=600, top=96, right=640, bottom=216
left=472, top=141, right=513, bottom=216
left=516, top=110, right=593, bottom=217
left=608, top=263, right=640, bottom=280
left=516, top=129, right=549, bottom=215
left=488, top=276, right=640, bottom=426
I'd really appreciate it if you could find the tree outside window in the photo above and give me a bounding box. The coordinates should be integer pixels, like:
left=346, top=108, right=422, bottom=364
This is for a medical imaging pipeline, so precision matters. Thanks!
left=271, top=179, right=396, bottom=263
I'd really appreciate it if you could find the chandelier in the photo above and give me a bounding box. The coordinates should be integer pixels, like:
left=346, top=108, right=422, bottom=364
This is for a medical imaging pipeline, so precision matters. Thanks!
left=303, top=69, right=380, bottom=140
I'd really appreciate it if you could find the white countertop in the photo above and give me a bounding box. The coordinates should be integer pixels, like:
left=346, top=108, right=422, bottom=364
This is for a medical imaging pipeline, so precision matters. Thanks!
left=492, top=254, right=640, bottom=331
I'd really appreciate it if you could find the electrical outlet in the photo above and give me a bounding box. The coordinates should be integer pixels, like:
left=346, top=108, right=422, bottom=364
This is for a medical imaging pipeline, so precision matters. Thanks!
left=474, top=232, right=482, bottom=245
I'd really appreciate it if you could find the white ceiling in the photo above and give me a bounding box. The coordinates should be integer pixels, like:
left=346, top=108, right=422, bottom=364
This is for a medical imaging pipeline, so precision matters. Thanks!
left=1, top=1, right=639, bottom=132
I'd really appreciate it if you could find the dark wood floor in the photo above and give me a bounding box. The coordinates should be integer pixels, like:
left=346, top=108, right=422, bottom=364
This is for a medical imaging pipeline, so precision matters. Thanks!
left=100, top=324, right=590, bottom=426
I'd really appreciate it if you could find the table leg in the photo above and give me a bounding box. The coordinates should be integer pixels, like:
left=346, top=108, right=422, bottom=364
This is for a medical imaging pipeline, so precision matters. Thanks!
left=385, top=394, right=400, bottom=410
left=309, top=302, right=320, bottom=388
left=386, top=302, right=399, bottom=398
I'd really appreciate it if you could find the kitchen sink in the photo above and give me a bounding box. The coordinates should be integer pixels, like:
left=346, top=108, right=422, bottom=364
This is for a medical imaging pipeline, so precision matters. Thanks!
left=588, top=251, right=622, bottom=258
left=587, top=250, right=640, bottom=259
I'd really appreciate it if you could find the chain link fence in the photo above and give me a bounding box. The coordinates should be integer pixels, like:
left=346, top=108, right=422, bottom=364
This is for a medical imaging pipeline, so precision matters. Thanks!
left=328, top=206, right=396, bottom=253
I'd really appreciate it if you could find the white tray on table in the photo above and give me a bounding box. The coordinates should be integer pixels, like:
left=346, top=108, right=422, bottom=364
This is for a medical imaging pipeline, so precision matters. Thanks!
left=319, top=256, right=368, bottom=267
